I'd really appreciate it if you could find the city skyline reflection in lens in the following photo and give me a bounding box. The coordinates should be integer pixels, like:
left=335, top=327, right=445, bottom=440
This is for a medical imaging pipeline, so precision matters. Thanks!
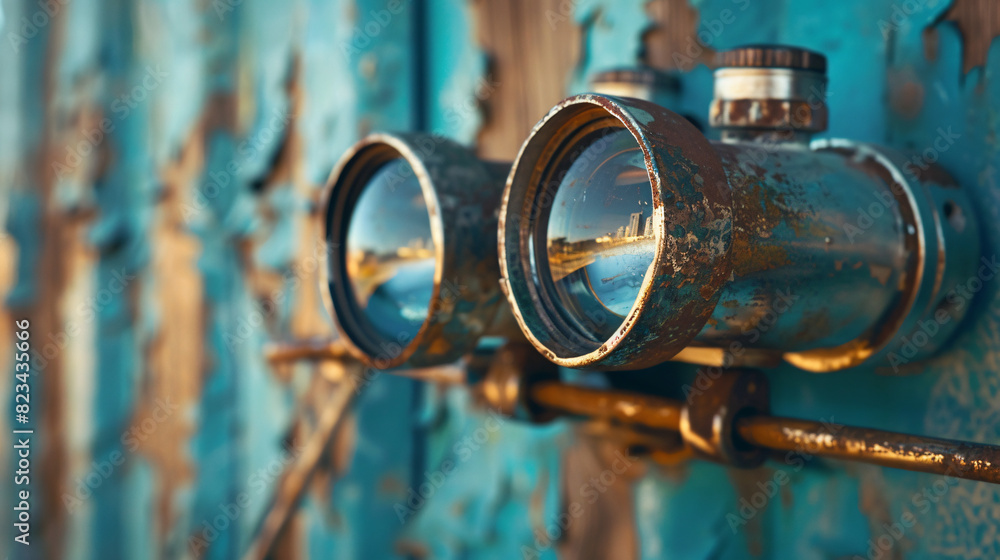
left=546, top=128, right=654, bottom=342
left=345, top=158, right=435, bottom=344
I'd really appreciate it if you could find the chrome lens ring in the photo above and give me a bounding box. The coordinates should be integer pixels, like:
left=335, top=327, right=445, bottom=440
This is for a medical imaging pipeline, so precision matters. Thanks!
left=324, top=133, right=509, bottom=369
left=500, top=94, right=734, bottom=369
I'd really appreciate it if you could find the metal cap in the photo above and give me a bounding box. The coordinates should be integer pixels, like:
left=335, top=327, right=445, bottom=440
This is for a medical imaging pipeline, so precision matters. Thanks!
left=710, top=45, right=829, bottom=139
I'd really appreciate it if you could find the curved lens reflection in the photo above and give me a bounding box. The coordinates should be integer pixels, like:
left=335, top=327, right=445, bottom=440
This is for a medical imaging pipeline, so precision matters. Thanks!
left=546, top=128, right=654, bottom=341
left=346, top=158, right=435, bottom=343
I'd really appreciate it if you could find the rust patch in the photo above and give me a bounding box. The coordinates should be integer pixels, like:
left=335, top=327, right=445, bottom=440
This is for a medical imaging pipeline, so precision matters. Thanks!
left=887, top=69, right=925, bottom=120
left=558, top=431, right=642, bottom=559
left=727, top=469, right=770, bottom=557
left=249, top=54, right=302, bottom=194
left=857, top=469, right=905, bottom=560
left=870, top=263, right=893, bottom=286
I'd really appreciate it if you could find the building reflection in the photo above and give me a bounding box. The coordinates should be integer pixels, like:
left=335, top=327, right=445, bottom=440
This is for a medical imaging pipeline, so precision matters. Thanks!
left=345, top=158, right=437, bottom=340
left=346, top=237, right=434, bottom=306
left=548, top=209, right=654, bottom=284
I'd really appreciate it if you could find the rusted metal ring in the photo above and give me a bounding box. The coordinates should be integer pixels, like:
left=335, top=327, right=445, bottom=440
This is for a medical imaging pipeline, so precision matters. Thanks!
left=680, top=369, right=770, bottom=468
left=323, top=133, right=510, bottom=369
left=499, top=94, right=734, bottom=369
left=708, top=98, right=827, bottom=132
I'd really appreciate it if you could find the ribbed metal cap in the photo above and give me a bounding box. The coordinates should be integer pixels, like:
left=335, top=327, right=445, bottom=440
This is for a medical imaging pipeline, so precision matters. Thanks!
left=589, top=67, right=681, bottom=92
left=716, top=45, right=827, bottom=73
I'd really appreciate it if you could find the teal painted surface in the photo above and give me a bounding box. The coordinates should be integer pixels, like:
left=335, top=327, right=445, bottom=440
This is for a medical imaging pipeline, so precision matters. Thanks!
left=3, top=0, right=1000, bottom=559
left=569, top=0, right=649, bottom=93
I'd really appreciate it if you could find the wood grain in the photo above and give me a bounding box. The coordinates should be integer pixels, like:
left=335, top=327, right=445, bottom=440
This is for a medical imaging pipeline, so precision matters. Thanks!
left=471, top=0, right=581, bottom=161
left=940, top=0, right=1000, bottom=73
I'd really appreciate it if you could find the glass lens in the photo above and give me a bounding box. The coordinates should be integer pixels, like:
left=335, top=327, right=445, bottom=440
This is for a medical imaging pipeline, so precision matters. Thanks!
left=545, top=128, right=654, bottom=341
left=345, top=158, right=435, bottom=344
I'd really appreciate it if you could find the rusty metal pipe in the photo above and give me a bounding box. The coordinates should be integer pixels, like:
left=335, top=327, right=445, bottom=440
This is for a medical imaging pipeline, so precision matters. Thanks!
left=529, top=381, right=683, bottom=432
left=519, top=379, right=1000, bottom=484
left=265, top=337, right=468, bottom=384
left=264, top=338, right=350, bottom=364
left=735, top=416, right=1000, bottom=485
left=263, top=339, right=1000, bottom=484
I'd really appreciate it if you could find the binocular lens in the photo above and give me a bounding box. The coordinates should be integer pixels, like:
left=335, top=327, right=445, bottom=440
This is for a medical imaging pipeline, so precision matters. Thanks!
left=345, top=158, right=436, bottom=343
left=544, top=127, right=654, bottom=342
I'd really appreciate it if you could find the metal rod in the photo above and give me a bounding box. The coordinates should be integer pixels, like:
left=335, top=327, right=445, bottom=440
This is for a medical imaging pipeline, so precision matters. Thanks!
left=736, top=416, right=1000, bottom=485
left=394, top=364, right=466, bottom=385
left=529, top=381, right=683, bottom=432
left=528, top=381, right=1000, bottom=484
left=264, top=337, right=349, bottom=363
left=243, top=375, right=361, bottom=560
left=264, top=343, right=1000, bottom=484
left=265, top=339, right=466, bottom=384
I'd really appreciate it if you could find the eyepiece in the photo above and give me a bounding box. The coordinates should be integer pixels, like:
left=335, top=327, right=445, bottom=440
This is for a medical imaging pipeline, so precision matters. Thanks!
left=343, top=156, right=436, bottom=343
left=499, top=95, right=734, bottom=369
left=545, top=126, right=654, bottom=343
left=325, top=133, right=511, bottom=368
left=501, top=91, right=980, bottom=372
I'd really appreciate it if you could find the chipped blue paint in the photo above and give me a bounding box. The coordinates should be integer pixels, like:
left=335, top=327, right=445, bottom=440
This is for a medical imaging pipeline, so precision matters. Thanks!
left=402, top=385, right=569, bottom=559
left=569, top=0, right=649, bottom=93
left=426, top=0, right=486, bottom=144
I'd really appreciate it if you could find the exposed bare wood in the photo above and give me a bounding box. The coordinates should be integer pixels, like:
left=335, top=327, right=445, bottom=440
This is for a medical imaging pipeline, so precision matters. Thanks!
left=471, top=0, right=581, bottom=161
left=940, top=0, right=1000, bottom=73
left=644, top=0, right=714, bottom=70
left=143, top=120, right=207, bottom=546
